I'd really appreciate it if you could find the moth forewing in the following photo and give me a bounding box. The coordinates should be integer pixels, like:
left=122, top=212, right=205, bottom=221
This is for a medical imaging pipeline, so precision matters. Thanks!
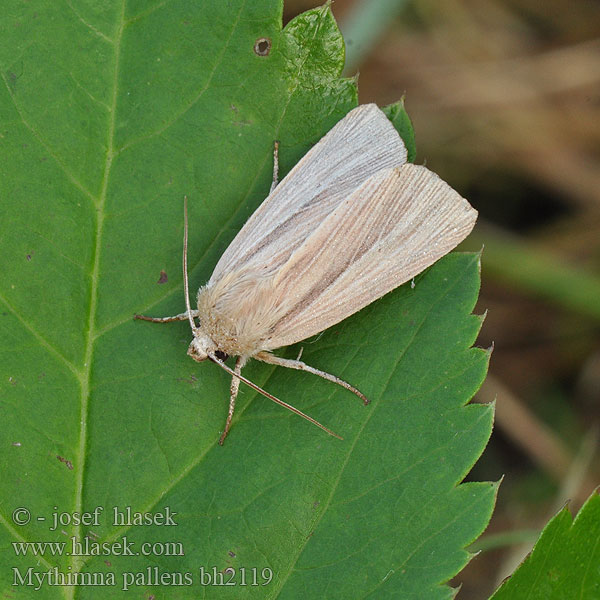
left=259, top=164, right=477, bottom=349
left=209, top=103, right=408, bottom=283
left=135, top=104, right=478, bottom=444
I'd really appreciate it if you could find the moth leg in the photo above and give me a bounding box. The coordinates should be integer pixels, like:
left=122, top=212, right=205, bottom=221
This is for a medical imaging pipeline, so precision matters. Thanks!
left=134, top=310, right=199, bottom=323
left=269, top=141, right=280, bottom=193
left=255, top=351, right=370, bottom=405
left=219, top=355, right=245, bottom=445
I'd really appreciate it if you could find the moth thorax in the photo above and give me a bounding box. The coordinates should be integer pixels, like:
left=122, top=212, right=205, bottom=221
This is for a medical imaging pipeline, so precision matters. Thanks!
left=195, top=275, right=283, bottom=357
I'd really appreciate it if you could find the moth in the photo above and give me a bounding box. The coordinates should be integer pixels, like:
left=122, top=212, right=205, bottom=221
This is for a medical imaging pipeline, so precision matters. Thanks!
left=136, top=104, right=477, bottom=444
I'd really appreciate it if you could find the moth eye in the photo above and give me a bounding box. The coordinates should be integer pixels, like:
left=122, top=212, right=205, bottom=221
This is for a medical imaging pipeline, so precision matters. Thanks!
left=215, top=350, right=229, bottom=362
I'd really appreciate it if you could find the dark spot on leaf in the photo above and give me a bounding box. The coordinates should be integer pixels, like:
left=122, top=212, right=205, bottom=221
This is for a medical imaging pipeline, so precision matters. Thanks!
left=26, top=253, right=32, bottom=260
left=177, top=374, right=198, bottom=385
left=104, top=560, right=112, bottom=567
left=57, top=455, right=74, bottom=470
left=157, top=270, right=168, bottom=284
left=9, top=376, right=16, bottom=385
left=228, top=550, right=236, bottom=557
left=312, top=501, right=320, bottom=509
left=254, top=37, right=271, bottom=56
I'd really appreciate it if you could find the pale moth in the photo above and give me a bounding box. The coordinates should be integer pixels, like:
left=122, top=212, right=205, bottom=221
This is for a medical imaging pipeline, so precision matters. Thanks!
left=136, top=104, right=477, bottom=444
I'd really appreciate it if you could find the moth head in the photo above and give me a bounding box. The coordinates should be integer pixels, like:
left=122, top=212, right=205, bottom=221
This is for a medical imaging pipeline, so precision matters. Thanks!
left=187, top=334, right=214, bottom=362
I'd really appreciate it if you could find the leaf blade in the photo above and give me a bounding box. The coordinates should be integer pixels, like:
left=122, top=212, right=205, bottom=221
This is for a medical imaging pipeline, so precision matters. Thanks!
left=490, top=491, right=600, bottom=600
left=0, top=3, right=494, bottom=599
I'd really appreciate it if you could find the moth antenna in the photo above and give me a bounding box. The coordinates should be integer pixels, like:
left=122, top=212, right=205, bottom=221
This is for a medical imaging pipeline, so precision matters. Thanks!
left=208, top=353, right=343, bottom=440
left=182, top=196, right=197, bottom=333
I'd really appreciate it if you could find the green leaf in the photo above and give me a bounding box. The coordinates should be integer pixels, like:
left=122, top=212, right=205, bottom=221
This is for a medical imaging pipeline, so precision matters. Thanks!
left=490, top=491, right=600, bottom=600
left=1, top=1, right=493, bottom=598
left=383, top=98, right=416, bottom=163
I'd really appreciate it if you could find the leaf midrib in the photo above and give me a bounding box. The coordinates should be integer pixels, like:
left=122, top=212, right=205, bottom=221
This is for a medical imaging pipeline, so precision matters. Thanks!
left=68, top=2, right=126, bottom=599
left=67, top=5, right=346, bottom=584
left=65, top=0, right=259, bottom=582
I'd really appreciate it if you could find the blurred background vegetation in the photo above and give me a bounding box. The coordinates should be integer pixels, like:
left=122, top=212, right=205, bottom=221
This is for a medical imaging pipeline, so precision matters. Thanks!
left=285, top=1, right=599, bottom=597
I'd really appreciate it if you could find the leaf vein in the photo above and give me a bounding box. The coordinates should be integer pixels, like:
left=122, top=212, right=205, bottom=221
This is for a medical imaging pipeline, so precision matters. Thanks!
left=69, top=1, right=126, bottom=597
left=0, top=71, right=96, bottom=204
left=116, top=0, right=248, bottom=155
left=0, top=291, right=81, bottom=379
left=64, top=0, right=115, bottom=44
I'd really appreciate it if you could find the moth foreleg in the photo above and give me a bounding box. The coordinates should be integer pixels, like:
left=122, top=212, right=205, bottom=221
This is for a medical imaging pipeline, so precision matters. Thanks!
left=255, top=351, right=370, bottom=406
left=269, top=141, right=280, bottom=194
left=134, top=310, right=200, bottom=323
left=219, top=355, right=244, bottom=445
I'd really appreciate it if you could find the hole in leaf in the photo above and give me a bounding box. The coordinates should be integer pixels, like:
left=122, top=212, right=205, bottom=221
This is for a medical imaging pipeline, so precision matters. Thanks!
left=254, top=37, right=271, bottom=56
